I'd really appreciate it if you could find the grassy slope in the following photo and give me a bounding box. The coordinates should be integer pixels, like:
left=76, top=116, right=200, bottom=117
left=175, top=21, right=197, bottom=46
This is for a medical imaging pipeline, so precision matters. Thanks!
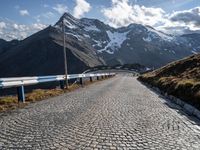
left=138, top=54, right=200, bottom=109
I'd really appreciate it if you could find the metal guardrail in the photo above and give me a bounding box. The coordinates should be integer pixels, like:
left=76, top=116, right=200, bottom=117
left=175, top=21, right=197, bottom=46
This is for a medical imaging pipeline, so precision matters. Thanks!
left=0, top=73, right=115, bottom=102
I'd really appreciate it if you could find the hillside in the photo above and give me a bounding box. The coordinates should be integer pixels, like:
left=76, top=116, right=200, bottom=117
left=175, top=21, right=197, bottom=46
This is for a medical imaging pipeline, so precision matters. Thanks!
left=138, top=54, right=200, bottom=109
left=0, top=26, right=104, bottom=77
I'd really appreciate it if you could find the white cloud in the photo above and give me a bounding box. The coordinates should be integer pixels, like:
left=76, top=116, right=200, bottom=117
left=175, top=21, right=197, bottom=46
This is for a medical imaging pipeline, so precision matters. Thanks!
left=102, top=0, right=166, bottom=28
left=157, top=7, right=200, bottom=34
left=43, top=12, right=55, bottom=19
left=53, top=4, right=68, bottom=14
left=73, top=0, right=91, bottom=18
left=170, top=7, right=200, bottom=27
left=0, top=20, right=47, bottom=41
left=102, top=0, right=200, bottom=35
left=0, top=22, right=6, bottom=29
left=35, top=12, right=55, bottom=22
left=32, top=23, right=47, bottom=30
left=19, top=9, right=29, bottom=16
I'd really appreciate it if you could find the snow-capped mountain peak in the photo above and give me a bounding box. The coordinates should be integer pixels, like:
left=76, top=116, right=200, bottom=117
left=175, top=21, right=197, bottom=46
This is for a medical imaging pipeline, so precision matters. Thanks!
left=55, top=12, right=80, bottom=29
left=53, top=12, right=200, bottom=67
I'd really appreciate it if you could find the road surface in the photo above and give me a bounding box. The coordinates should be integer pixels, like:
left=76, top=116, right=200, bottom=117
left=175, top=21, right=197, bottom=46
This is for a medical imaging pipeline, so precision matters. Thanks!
left=0, top=74, right=200, bottom=149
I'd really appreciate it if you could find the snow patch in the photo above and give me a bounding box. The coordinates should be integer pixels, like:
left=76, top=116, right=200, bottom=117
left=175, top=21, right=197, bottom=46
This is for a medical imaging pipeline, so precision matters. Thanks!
left=164, top=49, right=176, bottom=54
left=146, top=67, right=151, bottom=71
left=83, top=34, right=90, bottom=38
left=192, top=50, right=198, bottom=54
left=98, top=31, right=129, bottom=54
left=143, top=36, right=152, bottom=42
left=93, top=39, right=102, bottom=47
left=84, top=25, right=100, bottom=32
left=146, top=27, right=173, bottom=41
left=63, top=18, right=77, bottom=29
left=65, top=33, right=82, bottom=41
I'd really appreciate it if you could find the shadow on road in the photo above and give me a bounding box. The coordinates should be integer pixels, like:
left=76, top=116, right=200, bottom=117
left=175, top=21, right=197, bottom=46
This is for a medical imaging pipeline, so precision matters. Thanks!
left=138, top=80, right=200, bottom=126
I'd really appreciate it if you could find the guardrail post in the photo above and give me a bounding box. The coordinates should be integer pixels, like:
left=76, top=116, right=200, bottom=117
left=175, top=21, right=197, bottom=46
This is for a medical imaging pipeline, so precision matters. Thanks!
left=80, top=78, right=83, bottom=85
left=17, top=86, right=25, bottom=103
left=60, top=80, right=65, bottom=89
left=101, top=76, right=104, bottom=79
left=97, top=76, right=99, bottom=80
left=90, top=77, right=93, bottom=82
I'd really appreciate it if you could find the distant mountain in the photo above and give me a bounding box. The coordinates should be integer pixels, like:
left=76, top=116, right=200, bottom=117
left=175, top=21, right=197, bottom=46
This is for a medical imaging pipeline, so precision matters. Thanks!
left=54, top=13, right=199, bottom=68
left=0, top=39, right=7, bottom=46
left=0, top=25, right=104, bottom=77
left=180, top=33, right=200, bottom=54
left=0, top=12, right=200, bottom=77
left=0, top=39, right=19, bottom=55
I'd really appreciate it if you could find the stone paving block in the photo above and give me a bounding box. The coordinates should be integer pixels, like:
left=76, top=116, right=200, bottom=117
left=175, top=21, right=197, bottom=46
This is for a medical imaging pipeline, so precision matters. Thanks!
left=0, top=76, right=199, bottom=149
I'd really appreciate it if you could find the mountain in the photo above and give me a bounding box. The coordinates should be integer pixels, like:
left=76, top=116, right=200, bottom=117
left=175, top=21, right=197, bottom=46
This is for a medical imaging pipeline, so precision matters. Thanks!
left=0, top=39, right=7, bottom=46
left=180, top=33, right=200, bottom=54
left=0, top=39, right=19, bottom=55
left=54, top=13, right=199, bottom=68
left=138, top=54, right=200, bottom=110
left=0, top=25, right=104, bottom=77
left=0, top=12, right=200, bottom=77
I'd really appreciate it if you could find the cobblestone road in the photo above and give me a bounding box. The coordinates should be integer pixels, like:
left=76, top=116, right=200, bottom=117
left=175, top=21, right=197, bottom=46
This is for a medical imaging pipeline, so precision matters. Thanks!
left=0, top=75, right=200, bottom=150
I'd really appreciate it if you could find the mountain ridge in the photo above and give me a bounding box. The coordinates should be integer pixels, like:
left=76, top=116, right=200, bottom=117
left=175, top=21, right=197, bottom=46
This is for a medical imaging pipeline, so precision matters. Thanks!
left=0, top=12, right=200, bottom=77
left=53, top=12, right=200, bottom=67
left=0, top=24, right=104, bottom=77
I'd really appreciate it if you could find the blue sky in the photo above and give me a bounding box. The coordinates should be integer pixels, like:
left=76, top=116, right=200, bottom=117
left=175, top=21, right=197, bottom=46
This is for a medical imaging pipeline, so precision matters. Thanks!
left=0, top=0, right=200, bottom=40
left=1, top=0, right=199, bottom=24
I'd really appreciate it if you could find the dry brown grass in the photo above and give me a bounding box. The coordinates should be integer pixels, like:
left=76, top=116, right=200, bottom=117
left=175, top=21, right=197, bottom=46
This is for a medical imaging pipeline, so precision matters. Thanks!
left=0, top=76, right=113, bottom=112
left=25, top=89, right=64, bottom=102
left=138, top=54, right=200, bottom=110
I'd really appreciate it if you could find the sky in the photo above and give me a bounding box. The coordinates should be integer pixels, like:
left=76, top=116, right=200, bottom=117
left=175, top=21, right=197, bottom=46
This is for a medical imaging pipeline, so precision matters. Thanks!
left=0, top=0, right=200, bottom=40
